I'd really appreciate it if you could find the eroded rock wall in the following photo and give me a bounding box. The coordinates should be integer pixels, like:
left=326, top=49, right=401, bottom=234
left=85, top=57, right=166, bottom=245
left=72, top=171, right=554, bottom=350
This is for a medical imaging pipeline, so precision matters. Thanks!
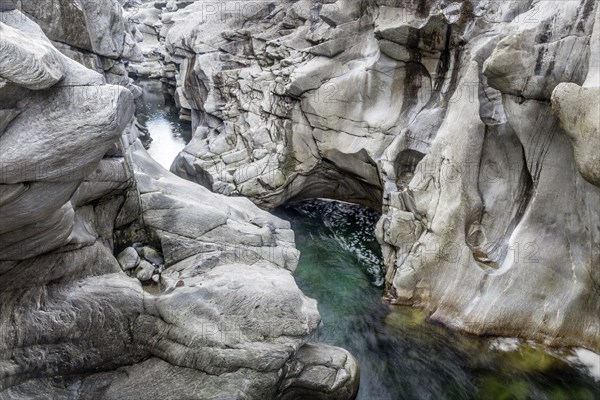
left=8, top=0, right=144, bottom=90
left=148, top=0, right=600, bottom=351
left=0, top=3, right=358, bottom=398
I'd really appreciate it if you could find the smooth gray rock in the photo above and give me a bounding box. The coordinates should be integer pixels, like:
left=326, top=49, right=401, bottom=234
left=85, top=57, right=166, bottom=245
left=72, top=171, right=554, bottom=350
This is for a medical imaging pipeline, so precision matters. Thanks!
left=134, top=259, right=155, bottom=281
left=117, top=247, right=141, bottom=270
left=100, top=358, right=279, bottom=400
left=552, top=83, right=600, bottom=187
left=135, top=245, right=163, bottom=266
left=4, top=0, right=599, bottom=398
left=12, top=0, right=144, bottom=96
left=280, top=343, right=360, bottom=400
left=1, top=6, right=356, bottom=398
left=0, top=23, right=65, bottom=89
left=0, top=358, right=280, bottom=399
left=0, top=182, right=79, bottom=235
left=19, top=0, right=143, bottom=61
left=552, top=6, right=600, bottom=187
left=0, top=9, right=107, bottom=88
left=0, top=85, right=134, bottom=184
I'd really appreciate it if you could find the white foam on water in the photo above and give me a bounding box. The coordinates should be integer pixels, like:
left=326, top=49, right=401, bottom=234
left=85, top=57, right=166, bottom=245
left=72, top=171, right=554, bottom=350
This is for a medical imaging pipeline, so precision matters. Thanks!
left=569, top=348, right=600, bottom=381
left=146, top=118, right=188, bottom=170
left=293, top=199, right=386, bottom=286
left=489, top=337, right=521, bottom=352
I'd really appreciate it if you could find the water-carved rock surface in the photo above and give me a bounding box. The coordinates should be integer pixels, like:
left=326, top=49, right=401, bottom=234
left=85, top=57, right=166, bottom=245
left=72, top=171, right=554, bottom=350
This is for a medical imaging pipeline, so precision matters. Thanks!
left=2, top=0, right=599, bottom=398
left=139, top=0, right=600, bottom=351
left=552, top=5, right=600, bottom=188
left=0, top=3, right=358, bottom=398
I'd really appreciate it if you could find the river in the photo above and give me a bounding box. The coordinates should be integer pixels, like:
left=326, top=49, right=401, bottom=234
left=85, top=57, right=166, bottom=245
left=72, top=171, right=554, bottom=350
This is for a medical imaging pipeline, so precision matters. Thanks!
left=275, top=199, right=600, bottom=400
left=135, top=79, right=192, bottom=170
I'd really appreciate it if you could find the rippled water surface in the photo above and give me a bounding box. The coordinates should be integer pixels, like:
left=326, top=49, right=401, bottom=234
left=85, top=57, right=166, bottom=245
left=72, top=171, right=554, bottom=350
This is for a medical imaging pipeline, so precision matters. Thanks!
left=135, top=80, right=192, bottom=169
left=275, top=199, right=600, bottom=400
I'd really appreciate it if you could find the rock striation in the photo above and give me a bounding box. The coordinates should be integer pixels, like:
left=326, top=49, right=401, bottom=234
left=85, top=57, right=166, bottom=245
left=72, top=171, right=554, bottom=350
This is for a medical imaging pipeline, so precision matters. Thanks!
left=0, top=3, right=358, bottom=398
left=140, top=0, right=600, bottom=351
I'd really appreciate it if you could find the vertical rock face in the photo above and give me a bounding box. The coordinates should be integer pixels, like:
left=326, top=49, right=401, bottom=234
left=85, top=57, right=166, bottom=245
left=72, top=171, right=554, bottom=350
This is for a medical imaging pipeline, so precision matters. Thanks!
left=15, top=0, right=144, bottom=88
left=0, top=4, right=358, bottom=399
left=145, top=0, right=600, bottom=351
left=552, top=5, right=600, bottom=188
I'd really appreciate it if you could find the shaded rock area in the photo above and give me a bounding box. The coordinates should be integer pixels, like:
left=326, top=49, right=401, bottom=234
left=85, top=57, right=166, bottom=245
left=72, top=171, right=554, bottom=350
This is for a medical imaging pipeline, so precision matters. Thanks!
left=0, top=3, right=358, bottom=398
left=552, top=6, right=600, bottom=188
left=134, top=0, right=600, bottom=352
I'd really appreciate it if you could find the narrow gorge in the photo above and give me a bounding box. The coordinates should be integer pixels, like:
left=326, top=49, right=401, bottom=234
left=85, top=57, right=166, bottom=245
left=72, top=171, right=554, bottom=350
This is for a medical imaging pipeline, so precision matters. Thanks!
left=1, top=0, right=599, bottom=399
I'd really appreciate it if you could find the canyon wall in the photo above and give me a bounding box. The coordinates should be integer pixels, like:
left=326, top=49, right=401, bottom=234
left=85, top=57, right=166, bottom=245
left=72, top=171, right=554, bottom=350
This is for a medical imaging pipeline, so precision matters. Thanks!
left=2, top=0, right=599, bottom=396
left=0, top=1, right=358, bottom=398
left=137, top=0, right=600, bottom=351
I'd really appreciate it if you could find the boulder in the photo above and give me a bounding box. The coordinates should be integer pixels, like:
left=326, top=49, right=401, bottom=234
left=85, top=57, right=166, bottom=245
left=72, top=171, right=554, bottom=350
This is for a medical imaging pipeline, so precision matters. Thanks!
left=134, top=259, right=155, bottom=281
left=117, top=247, right=141, bottom=270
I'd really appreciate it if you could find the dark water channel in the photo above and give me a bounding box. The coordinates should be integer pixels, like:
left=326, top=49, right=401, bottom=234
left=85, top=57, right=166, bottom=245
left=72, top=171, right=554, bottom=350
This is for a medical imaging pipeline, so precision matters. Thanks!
left=275, top=199, right=600, bottom=400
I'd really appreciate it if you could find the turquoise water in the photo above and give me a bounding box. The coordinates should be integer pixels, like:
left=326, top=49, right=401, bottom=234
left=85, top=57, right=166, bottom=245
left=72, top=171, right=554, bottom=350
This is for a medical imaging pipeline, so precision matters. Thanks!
left=275, top=199, right=600, bottom=400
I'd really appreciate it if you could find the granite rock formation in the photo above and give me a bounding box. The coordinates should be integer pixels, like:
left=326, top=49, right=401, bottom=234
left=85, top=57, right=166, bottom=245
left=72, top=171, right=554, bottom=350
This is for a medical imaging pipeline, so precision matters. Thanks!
left=139, top=0, right=600, bottom=351
left=0, top=3, right=358, bottom=398
left=552, top=6, right=600, bottom=188
left=12, top=0, right=144, bottom=92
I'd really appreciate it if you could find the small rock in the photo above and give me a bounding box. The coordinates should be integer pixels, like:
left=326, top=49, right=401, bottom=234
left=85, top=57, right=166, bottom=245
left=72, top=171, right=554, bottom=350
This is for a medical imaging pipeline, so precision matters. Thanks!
left=166, top=1, right=177, bottom=12
left=136, top=246, right=164, bottom=266
left=126, top=83, right=143, bottom=98
left=135, top=260, right=155, bottom=281
left=160, top=275, right=177, bottom=293
left=253, top=149, right=269, bottom=160
left=151, top=274, right=160, bottom=283
left=117, top=247, right=140, bottom=271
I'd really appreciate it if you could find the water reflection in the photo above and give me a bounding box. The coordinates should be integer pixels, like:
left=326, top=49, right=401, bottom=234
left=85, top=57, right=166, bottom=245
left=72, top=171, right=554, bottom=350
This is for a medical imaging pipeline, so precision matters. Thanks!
left=275, top=199, right=600, bottom=400
left=135, top=79, right=192, bottom=170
